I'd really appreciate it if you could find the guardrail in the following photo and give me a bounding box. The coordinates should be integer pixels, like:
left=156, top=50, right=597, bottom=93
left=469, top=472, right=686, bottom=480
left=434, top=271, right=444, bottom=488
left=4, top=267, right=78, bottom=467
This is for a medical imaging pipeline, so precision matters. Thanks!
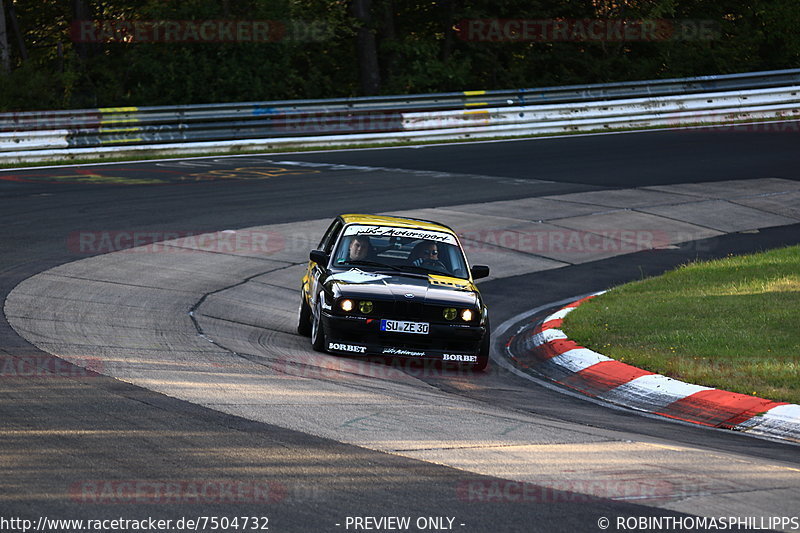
left=1, top=68, right=799, bottom=164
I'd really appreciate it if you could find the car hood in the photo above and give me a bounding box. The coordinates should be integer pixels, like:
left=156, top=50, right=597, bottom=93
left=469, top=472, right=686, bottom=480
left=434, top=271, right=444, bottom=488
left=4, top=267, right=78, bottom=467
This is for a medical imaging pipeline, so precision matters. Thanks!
left=326, top=269, right=479, bottom=307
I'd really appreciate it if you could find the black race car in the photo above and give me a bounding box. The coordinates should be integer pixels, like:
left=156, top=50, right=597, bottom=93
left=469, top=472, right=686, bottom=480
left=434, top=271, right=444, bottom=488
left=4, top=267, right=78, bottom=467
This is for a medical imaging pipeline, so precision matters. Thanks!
left=298, top=214, right=491, bottom=370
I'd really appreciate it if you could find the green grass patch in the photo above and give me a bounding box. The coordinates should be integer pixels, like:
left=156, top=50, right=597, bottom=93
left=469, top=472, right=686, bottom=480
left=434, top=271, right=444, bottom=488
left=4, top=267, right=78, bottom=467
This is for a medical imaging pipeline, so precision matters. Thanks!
left=562, top=246, right=800, bottom=404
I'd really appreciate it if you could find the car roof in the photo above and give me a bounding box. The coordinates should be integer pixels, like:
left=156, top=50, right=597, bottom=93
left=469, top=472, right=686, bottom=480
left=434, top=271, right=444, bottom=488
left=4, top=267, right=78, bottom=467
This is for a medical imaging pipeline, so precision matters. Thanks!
left=339, top=214, right=457, bottom=235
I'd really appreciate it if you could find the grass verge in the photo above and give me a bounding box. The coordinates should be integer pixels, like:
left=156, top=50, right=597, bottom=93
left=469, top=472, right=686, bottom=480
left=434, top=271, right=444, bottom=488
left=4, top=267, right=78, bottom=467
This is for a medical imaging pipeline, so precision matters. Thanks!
left=562, top=245, right=800, bottom=404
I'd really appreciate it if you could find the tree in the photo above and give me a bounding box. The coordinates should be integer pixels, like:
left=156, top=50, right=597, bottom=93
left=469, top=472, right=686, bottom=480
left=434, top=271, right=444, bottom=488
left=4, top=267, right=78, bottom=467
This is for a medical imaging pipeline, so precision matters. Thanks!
left=350, top=0, right=381, bottom=95
left=0, top=0, right=9, bottom=73
left=2, top=0, right=800, bottom=110
left=71, top=0, right=91, bottom=60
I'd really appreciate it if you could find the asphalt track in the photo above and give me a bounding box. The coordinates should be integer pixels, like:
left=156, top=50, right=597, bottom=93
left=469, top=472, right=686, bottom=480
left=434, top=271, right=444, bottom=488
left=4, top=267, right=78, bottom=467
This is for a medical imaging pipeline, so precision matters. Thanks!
left=1, top=125, right=800, bottom=532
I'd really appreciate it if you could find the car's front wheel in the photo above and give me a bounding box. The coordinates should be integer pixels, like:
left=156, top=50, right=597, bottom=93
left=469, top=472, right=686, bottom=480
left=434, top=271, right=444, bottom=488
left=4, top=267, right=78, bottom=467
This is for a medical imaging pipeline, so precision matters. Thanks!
left=297, top=296, right=312, bottom=337
left=473, top=322, right=491, bottom=372
left=311, top=299, right=327, bottom=352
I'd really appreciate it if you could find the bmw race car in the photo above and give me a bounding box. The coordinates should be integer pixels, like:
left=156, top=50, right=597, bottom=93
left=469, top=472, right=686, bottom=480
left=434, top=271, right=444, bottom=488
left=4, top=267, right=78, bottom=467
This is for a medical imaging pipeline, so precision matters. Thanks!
left=298, top=214, right=491, bottom=370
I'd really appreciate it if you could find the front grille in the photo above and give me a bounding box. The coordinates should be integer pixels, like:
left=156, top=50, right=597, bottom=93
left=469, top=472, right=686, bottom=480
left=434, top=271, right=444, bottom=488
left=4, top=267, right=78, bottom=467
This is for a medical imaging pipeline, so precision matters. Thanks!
left=392, top=301, right=425, bottom=319
left=347, top=300, right=479, bottom=325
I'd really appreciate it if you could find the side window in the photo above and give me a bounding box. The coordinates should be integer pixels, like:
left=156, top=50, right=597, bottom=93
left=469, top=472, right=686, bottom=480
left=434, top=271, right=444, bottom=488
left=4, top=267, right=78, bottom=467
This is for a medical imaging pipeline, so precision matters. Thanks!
left=318, top=220, right=343, bottom=253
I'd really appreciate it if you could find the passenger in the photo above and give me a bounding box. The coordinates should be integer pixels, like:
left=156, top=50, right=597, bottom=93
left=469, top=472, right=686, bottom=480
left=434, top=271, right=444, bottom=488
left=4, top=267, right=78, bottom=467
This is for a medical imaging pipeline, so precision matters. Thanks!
left=348, top=235, right=372, bottom=261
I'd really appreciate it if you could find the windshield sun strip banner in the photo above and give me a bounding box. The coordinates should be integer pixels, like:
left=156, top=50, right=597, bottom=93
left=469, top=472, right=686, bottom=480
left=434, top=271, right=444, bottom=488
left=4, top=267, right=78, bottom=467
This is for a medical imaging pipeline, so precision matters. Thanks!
left=343, top=224, right=458, bottom=245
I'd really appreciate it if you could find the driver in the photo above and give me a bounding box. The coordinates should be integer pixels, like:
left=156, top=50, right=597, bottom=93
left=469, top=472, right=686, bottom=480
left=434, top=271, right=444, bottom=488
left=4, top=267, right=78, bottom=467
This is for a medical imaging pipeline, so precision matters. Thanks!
left=409, top=241, right=440, bottom=267
left=348, top=235, right=372, bottom=261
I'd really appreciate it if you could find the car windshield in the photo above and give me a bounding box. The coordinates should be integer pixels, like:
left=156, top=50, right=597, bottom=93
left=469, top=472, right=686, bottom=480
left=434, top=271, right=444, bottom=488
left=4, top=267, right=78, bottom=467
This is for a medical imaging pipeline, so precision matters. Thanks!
left=333, top=225, right=470, bottom=279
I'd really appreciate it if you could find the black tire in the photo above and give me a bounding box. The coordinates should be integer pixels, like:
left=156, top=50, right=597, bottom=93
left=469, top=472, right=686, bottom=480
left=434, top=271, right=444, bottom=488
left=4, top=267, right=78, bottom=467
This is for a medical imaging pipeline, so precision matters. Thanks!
left=297, top=297, right=312, bottom=337
left=472, top=322, right=491, bottom=372
left=311, top=299, right=327, bottom=352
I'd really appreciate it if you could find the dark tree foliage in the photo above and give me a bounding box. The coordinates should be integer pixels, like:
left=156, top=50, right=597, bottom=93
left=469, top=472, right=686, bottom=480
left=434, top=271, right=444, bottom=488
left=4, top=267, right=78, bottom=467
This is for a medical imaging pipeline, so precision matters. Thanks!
left=0, top=0, right=798, bottom=110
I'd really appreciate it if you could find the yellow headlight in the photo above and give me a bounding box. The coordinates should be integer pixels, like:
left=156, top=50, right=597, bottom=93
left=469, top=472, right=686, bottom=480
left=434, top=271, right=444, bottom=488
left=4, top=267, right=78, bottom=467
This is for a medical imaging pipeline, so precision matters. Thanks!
left=461, top=309, right=474, bottom=322
left=340, top=299, right=354, bottom=312
left=359, top=301, right=373, bottom=314
left=443, top=308, right=457, bottom=321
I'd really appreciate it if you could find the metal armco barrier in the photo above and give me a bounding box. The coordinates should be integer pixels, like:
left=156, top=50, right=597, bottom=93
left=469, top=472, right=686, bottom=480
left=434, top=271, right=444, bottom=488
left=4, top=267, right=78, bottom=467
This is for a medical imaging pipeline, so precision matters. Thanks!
left=1, top=68, right=799, bottom=163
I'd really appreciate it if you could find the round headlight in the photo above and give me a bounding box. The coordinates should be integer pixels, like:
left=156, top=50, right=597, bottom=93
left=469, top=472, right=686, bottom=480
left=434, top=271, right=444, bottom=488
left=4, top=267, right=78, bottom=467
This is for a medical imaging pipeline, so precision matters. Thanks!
left=359, top=300, right=373, bottom=314
left=461, top=309, right=474, bottom=322
left=443, top=308, right=457, bottom=321
left=340, top=299, right=354, bottom=312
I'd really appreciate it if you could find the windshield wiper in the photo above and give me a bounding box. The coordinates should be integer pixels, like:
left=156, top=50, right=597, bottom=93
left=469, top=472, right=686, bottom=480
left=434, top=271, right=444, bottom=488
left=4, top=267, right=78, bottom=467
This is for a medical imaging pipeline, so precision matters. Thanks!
left=347, top=260, right=402, bottom=270
left=404, top=265, right=448, bottom=276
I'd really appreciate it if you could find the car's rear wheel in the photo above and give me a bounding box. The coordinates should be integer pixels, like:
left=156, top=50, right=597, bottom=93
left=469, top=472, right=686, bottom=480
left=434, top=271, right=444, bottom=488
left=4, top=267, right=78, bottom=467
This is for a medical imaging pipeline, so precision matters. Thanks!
left=311, top=299, right=327, bottom=352
left=297, top=296, right=312, bottom=337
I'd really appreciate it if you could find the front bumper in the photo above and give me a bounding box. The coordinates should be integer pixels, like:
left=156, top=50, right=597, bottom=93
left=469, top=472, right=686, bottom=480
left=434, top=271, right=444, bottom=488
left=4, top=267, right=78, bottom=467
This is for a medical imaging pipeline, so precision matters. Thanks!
left=321, top=311, right=486, bottom=364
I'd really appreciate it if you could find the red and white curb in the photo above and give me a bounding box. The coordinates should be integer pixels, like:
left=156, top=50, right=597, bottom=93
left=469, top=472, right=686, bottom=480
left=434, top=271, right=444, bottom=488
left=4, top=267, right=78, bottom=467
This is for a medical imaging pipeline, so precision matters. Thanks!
left=506, top=293, right=800, bottom=443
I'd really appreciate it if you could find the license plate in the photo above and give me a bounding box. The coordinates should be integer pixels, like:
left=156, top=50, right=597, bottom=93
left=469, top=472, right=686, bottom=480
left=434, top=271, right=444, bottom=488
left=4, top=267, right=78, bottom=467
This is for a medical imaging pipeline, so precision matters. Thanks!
left=380, top=319, right=429, bottom=335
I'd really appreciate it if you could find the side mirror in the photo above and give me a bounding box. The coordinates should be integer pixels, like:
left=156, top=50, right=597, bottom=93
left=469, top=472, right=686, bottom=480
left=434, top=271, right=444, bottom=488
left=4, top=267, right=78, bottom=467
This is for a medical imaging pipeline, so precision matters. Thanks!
left=309, top=249, right=329, bottom=266
left=470, top=265, right=490, bottom=280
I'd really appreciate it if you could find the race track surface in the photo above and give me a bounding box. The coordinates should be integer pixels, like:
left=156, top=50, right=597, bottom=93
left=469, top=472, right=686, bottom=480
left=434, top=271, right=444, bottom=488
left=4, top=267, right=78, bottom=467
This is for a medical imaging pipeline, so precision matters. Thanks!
left=1, top=125, right=799, bottom=532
